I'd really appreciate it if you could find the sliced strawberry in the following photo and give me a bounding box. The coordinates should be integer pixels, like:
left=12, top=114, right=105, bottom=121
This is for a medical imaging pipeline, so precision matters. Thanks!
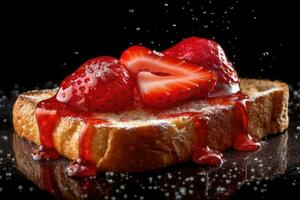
left=56, top=56, right=134, bottom=112
left=164, top=37, right=240, bottom=95
left=120, top=46, right=217, bottom=108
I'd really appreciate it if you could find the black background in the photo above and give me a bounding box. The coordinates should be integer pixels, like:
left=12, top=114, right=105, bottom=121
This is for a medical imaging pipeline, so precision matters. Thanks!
left=1, top=0, right=297, bottom=94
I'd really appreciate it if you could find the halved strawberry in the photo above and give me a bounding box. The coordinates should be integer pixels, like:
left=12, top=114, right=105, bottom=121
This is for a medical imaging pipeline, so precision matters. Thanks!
left=120, top=46, right=217, bottom=108
left=164, top=37, right=240, bottom=96
left=56, top=56, right=134, bottom=112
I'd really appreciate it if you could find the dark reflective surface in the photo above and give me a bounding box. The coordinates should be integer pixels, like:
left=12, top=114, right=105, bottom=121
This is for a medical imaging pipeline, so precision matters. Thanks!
left=0, top=84, right=300, bottom=200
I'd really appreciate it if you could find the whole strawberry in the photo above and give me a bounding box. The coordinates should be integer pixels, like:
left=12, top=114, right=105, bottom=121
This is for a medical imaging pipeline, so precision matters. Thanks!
left=56, top=56, right=134, bottom=112
left=164, top=37, right=239, bottom=95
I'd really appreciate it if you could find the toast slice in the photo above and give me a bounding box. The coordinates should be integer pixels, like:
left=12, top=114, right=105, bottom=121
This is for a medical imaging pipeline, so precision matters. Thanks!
left=12, top=79, right=289, bottom=172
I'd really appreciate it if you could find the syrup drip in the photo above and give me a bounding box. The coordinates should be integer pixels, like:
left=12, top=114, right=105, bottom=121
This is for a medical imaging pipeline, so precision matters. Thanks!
left=66, top=120, right=106, bottom=177
left=34, top=96, right=108, bottom=177
left=192, top=116, right=223, bottom=166
left=159, top=92, right=260, bottom=166
left=159, top=112, right=223, bottom=165
left=34, top=89, right=260, bottom=176
left=229, top=93, right=261, bottom=151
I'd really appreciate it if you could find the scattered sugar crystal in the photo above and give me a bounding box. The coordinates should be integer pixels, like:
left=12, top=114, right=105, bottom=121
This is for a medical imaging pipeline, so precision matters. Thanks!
left=120, top=185, right=125, bottom=190
left=216, top=186, right=226, bottom=193
left=179, top=187, right=186, bottom=196
left=18, top=185, right=23, bottom=191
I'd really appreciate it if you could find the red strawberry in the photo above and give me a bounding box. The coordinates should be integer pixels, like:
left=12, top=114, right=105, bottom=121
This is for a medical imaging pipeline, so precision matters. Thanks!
left=56, top=56, right=134, bottom=112
left=164, top=37, right=239, bottom=95
left=120, top=46, right=217, bottom=108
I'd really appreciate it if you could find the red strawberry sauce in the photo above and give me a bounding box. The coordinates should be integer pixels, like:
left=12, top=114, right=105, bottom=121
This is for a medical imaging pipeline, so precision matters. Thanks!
left=159, top=92, right=260, bottom=166
left=33, top=91, right=260, bottom=176
left=32, top=96, right=108, bottom=176
left=31, top=42, right=260, bottom=176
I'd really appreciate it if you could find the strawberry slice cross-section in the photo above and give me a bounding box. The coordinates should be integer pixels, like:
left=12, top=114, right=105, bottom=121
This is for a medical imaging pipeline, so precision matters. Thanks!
left=120, top=46, right=217, bottom=108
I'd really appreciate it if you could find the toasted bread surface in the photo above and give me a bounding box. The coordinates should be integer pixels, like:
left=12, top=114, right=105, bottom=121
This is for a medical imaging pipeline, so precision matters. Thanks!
left=13, top=79, right=289, bottom=172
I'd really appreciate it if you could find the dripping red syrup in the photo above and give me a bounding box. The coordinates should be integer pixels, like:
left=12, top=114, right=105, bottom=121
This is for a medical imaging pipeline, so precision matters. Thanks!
left=159, top=92, right=260, bottom=166
left=34, top=89, right=260, bottom=175
left=33, top=96, right=108, bottom=177
left=160, top=112, right=223, bottom=166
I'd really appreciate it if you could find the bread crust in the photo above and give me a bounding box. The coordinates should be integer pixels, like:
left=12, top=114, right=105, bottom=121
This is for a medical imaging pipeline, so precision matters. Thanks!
left=12, top=79, right=289, bottom=172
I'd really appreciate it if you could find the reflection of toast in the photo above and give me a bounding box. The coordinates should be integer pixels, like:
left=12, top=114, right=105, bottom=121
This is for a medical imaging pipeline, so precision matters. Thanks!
left=13, top=132, right=288, bottom=200
left=13, top=79, right=289, bottom=172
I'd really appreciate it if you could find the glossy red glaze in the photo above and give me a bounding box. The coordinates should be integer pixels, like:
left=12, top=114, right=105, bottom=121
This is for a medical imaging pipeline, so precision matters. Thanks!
left=192, top=116, right=223, bottom=165
left=78, top=121, right=104, bottom=161
left=159, top=92, right=260, bottom=166
left=193, top=147, right=223, bottom=166
left=31, top=146, right=60, bottom=161
left=234, top=134, right=260, bottom=151
left=32, top=40, right=261, bottom=175
left=34, top=95, right=108, bottom=176
left=160, top=112, right=223, bottom=165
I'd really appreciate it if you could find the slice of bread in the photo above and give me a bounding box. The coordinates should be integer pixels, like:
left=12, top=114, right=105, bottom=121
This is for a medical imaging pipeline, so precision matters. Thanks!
left=12, top=79, right=289, bottom=172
